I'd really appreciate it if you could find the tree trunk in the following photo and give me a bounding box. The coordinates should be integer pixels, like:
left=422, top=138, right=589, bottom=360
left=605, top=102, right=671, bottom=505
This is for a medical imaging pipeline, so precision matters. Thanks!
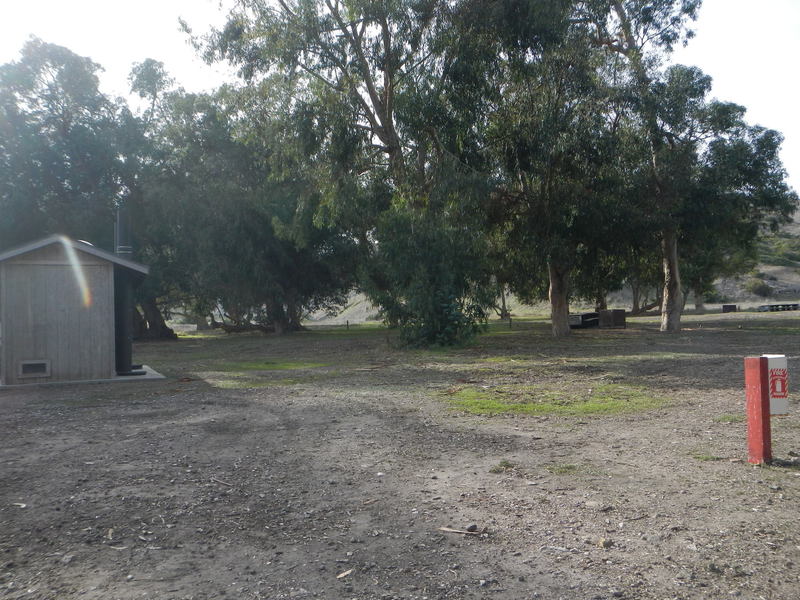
left=693, top=287, right=706, bottom=311
left=140, top=296, right=177, bottom=339
left=286, top=300, right=304, bottom=332
left=660, top=229, right=683, bottom=332
left=268, top=301, right=290, bottom=335
left=499, top=285, right=510, bottom=320
left=630, top=281, right=641, bottom=315
left=611, top=2, right=685, bottom=332
left=548, top=261, right=571, bottom=337
left=132, top=306, right=147, bottom=340
left=595, top=293, right=607, bottom=312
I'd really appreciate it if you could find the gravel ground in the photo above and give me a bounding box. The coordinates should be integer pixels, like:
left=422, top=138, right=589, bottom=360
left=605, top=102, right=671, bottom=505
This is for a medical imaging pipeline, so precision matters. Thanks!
left=2, top=313, right=800, bottom=600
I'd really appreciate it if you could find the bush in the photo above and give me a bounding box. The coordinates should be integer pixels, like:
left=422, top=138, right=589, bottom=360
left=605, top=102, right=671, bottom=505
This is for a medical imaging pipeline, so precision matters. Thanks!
left=703, top=289, right=729, bottom=303
left=746, top=279, right=773, bottom=298
left=363, top=190, right=494, bottom=347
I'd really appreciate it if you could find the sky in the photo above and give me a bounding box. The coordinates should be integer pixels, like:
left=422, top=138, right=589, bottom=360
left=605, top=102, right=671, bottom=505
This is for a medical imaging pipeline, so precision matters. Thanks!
left=1, top=0, right=798, bottom=190
left=0, top=0, right=234, bottom=99
left=671, top=0, right=800, bottom=191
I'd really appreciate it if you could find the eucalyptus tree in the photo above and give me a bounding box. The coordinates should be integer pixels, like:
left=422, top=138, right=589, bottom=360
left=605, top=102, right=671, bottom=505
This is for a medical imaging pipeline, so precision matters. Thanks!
left=438, top=1, right=627, bottom=336
left=610, top=62, right=797, bottom=316
left=199, top=0, right=503, bottom=344
left=201, top=0, right=450, bottom=194
left=573, top=0, right=701, bottom=330
left=491, top=46, right=619, bottom=335
left=567, top=0, right=797, bottom=329
left=133, top=82, right=359, bottom=334
left=677, top=108, right=797, bottom=306
left=0, top=39, right=123, bottom=250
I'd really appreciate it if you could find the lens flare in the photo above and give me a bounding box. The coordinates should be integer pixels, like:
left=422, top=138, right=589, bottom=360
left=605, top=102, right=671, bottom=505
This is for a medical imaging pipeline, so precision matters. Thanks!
left=59, top=236, right=92, bottom=308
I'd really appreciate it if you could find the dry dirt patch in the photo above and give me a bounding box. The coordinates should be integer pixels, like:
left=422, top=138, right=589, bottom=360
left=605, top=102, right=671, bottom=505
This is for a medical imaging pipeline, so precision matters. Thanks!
left=2, top=314, right=800, bottom=599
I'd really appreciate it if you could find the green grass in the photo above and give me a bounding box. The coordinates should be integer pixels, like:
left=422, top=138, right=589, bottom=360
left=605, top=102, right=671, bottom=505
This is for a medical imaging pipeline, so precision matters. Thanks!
left=489, top=459, right=517, bottom=473
left=445, top=382, right=665, bottom=416
left=482, top=355, right=531, bottom=364
left=578, top=352, right=710, bottom=364
left=544, top=463, right=581, bottom=475
left=738, top=324, right=800, bottom=335
left=214, top=360, right=329, bottom=372
left=176, top=330, right=221, bottom=340
left=715, top=414, right=745, bottom=424
left=211, top=377, right=298, bottom=389
left=544, top=462, right=608, bottom=477
left=692, top=453, right=723, bottom=462
left=303, top=322, right=388, bottom=338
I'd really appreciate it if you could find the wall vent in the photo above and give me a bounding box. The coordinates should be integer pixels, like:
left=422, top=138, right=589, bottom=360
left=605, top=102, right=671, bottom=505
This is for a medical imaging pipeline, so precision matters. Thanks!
left=18, top=360, right=51, bottom=378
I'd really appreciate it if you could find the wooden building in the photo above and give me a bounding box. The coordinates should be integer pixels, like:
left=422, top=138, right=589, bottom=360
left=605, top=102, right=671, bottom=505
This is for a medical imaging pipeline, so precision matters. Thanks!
left=0, top=235, right=149, bottom=385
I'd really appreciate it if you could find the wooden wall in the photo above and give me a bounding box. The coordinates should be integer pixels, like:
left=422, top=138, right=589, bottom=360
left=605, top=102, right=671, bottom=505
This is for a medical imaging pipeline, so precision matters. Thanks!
left=0, top=244, right=116, bottom=385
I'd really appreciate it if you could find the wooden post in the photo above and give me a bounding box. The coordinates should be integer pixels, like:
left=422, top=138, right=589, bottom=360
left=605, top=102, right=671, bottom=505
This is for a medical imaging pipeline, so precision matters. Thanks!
left=744, top=356, right=772, bottom=464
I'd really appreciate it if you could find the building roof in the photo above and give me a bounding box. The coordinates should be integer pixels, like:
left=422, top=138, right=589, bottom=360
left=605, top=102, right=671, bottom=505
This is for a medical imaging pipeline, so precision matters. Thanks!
left=0, top=234, right=149, bottom=275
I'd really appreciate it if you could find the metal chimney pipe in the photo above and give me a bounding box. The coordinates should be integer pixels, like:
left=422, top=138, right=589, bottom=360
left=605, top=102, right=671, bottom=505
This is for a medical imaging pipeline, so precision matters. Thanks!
left=114, top=206, right=135, bottom=375
left=115, top=205, right=133, bottom=256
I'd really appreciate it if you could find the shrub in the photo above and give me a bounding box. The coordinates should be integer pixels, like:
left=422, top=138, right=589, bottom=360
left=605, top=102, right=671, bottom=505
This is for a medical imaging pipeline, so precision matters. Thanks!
left=703, top=289, right=729, bottom=303
left=746, top=279, right=773, bottom=298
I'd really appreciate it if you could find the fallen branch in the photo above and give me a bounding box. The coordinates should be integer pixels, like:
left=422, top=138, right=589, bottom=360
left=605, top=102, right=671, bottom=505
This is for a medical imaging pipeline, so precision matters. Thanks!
left=438, top=526, right=482, bottom=535
left=211, top=477, right=234, bottom=487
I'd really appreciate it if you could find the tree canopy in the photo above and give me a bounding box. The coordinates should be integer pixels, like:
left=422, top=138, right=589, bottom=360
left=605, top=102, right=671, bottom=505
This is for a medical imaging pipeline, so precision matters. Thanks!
left=1, top=1, right=797, bottom=342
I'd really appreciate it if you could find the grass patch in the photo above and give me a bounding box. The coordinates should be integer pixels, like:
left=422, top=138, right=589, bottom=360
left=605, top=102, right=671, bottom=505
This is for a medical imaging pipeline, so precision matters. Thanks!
left=482, top=355, right=531, bottom=364
left=578, top=352, right=710, bottom=364
left=544, top=463, right=581, bottom=475
left=489, top=459, right=517, bottom=474
left=738, top=324, right=800, bottom=335
left=209, top=374, right=313, bottom=389
left=303, top=323, right=390, bottom=339
left=176, top=330, right=221, bottom=340
left=211, top=378, right=289, bottom=389
left=445, top=382, right=664, bottom=416
left=715, top=414, right=745, bottom=424
left=215, top=360, right=329, bottom=372
left=543, top=462, right=608, bottom=477
left=692, top=453, right=723, bottom=462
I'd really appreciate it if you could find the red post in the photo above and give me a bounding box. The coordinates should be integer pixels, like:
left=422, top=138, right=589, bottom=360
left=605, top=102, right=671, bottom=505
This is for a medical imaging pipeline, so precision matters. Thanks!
left=744, top=357, right=772, bottom=464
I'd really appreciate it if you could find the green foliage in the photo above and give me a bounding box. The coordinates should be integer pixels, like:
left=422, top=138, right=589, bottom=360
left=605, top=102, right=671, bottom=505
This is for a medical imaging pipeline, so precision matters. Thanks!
left=677, top=99, right=798, bottom=298
left=200, top=0, right=504, bottom=345
left=702, top=289, right=729, bottom=304
left=365, top=180, right=495, bottom=346
left=3, top=3, right=796, bottom=345
left=745, top=278, right=773, bottom=298
left=0, top=39, right=123, bottom=250
left=132, top=85, right=358, bottom=332
left=758, top=232, right=800, bottom=267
